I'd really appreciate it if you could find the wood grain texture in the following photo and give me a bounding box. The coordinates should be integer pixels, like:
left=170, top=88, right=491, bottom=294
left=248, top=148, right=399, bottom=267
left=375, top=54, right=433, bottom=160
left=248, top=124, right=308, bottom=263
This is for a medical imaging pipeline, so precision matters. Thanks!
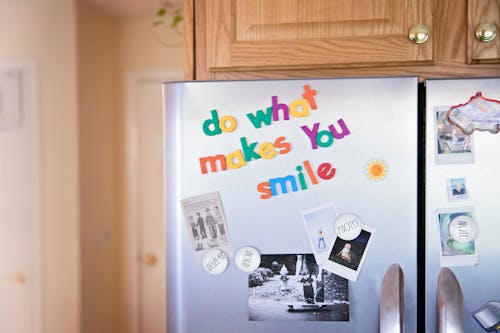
left=467, top=0, right=500, bottom=63
left=235, top=0, right=400, bottom=41
left=188, top=0, right=500, bottom=80
left=183, top=0, right=195, bottom=80
left=204, top=0, right=433, bottom=71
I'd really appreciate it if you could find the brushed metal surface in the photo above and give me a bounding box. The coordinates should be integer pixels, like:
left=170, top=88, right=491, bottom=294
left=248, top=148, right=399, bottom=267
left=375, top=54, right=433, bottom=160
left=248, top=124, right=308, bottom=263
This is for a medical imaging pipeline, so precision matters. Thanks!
left=164, top=77, right=419, bottom=333
left=380, top=263, right=404, bottom=333
left=425, top=78, right=500, bottom=333
left=438, top=268, right=464, bottom=333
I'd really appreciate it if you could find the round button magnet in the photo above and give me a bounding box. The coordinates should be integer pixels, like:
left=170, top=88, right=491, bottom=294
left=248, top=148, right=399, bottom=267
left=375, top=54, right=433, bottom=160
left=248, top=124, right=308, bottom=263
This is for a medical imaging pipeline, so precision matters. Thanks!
left=449, top=215, right=478, bottom=243
left=235, top=246, right=261, bottom=272
left=202, top=248, right=228, bottom=275
left=335, top=213, right=362, bottom=241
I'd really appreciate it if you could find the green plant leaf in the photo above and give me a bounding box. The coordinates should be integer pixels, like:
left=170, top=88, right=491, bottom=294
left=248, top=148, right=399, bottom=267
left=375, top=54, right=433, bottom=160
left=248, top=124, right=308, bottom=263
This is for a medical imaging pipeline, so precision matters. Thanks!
left=171, top=14, right=183, bottom=28
left=156, top=8, right=166, bottom=17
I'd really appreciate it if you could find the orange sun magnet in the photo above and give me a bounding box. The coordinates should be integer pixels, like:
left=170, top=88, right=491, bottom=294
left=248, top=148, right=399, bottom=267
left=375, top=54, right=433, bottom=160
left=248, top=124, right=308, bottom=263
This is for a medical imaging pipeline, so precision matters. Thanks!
left=365, top=159, right=388, bottom=181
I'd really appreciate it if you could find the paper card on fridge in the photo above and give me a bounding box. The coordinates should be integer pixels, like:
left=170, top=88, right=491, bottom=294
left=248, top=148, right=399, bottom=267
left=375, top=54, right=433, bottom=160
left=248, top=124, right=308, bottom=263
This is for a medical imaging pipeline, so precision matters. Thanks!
left=180, top=191, right=233, bottom=263
left=301, top=203, right=337, bottom=266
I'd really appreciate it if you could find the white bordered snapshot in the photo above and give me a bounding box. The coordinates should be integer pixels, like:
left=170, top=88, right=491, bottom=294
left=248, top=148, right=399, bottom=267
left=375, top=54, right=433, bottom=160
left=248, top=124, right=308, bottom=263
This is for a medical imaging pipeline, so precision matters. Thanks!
left=323, top=225, right=375, bottom=282
left=301, top=203, right=338, bottom=266
left=434, top=106, right=474, bottom=165
left=435, top=206, right=479, bottom=267
left=447, top=177, right=469, bottom=201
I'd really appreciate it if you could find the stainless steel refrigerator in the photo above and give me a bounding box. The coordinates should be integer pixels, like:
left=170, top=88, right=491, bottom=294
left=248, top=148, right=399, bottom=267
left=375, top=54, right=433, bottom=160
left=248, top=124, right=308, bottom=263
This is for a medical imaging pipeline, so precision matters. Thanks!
left=425, top=77, right=500, bottom=333
left=163, top=77, right=419, bottom=333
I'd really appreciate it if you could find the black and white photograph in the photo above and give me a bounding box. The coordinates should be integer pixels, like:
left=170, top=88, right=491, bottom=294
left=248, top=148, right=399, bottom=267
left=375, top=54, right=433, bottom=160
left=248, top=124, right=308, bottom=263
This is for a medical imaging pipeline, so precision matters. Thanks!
left=248, top=254, right=349, bottom=321
left=180, top=191, right=232, bottom=262
left=323, top=227, right=374, bottom=281
left=447, top=177, right=469, bottom=201
left=434, top=106, right=474, bottom=164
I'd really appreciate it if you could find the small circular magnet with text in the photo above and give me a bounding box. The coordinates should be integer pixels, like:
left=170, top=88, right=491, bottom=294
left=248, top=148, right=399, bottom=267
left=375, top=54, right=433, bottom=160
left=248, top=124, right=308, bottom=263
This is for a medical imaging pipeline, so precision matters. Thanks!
left=203, top=248, right=228, bottom=275
left=335, top=213, right=362, bottom=241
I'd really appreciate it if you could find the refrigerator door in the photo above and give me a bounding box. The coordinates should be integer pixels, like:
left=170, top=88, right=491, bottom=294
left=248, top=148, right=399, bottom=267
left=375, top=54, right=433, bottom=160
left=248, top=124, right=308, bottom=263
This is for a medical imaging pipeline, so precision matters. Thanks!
left=380, top=263, right=405, bottom=333
left=164, top=77, right=419, bottom=333
left=425, top=77, right=500, bottom=333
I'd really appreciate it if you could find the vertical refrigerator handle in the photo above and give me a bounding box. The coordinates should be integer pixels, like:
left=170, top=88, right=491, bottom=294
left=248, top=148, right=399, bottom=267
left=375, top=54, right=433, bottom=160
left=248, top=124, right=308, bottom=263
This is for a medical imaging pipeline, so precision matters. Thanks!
left=437, top=268, right=464, bottom=333
left=380, top=263, right=405, bottom=333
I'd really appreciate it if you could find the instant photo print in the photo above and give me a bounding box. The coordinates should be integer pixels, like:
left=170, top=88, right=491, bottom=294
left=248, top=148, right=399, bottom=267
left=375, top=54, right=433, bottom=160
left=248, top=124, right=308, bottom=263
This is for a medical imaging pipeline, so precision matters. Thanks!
left=434, top=106, right=474, bottom=164
left=323, top=226, right=374, bottom=282
left=435, top=207, right=479, bottom=267
left=301, top=204, right=338, bottom=265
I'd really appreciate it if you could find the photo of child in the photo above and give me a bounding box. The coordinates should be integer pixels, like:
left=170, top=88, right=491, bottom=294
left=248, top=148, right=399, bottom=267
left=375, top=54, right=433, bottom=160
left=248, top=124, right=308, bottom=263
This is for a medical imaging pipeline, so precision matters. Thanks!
left=336, top=243, right=352, bottom=263
left=248, top=253, right=349, bottom=321
left=323, top=227, right=374, bottom=281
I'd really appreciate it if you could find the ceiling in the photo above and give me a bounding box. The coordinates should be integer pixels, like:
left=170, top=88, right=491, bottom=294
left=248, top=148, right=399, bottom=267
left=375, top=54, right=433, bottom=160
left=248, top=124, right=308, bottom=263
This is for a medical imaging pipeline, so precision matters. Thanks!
left=81, top=0, right=182, bottom=16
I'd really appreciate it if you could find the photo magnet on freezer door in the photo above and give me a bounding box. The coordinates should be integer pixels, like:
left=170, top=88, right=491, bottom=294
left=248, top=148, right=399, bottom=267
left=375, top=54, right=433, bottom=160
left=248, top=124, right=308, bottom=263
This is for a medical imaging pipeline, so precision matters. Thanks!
left=447, top=177, right=469, bottom=201
left=434, top=106, right=474, bottom=164
left=435, top=207, right=479, bottom=267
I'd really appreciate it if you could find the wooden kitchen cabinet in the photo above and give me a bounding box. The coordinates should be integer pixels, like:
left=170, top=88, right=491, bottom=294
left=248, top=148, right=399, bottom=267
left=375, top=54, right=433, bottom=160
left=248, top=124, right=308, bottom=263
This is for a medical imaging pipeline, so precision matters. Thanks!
left=203, top=0, right=432, bottom=71
left=468, top=0, right=500, bottom=63
left=185, top=0, right=500, bottom=80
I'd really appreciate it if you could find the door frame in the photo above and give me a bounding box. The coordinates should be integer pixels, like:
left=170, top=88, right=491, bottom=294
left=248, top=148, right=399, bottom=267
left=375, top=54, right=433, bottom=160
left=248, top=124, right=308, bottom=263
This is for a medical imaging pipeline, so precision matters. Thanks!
left=123, top=69, right=183, bottom=333
left=0, top=59, right=43, bottom=333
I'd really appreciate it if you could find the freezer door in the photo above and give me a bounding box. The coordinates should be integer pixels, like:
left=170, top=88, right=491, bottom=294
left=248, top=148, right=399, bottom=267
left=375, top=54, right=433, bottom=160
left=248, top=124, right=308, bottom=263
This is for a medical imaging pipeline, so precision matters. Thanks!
left=425, top=77, right=500, bottom=333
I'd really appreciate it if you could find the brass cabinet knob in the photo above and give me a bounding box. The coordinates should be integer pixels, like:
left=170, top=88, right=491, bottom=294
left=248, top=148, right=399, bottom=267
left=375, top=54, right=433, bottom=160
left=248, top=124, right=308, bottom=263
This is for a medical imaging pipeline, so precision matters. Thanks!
left=144, top=253, right=158, bottom=266
left=409, top=24, right=430, bottom=44
left=475, top=23, right=497, bottom=42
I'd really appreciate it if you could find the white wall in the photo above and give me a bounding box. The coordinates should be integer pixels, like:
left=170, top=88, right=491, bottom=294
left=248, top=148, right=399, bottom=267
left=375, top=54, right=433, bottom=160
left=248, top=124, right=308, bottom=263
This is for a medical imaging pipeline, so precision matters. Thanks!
left=77, top=4, right=184, bottom=333
left=0, top=0, right=80, bottom=332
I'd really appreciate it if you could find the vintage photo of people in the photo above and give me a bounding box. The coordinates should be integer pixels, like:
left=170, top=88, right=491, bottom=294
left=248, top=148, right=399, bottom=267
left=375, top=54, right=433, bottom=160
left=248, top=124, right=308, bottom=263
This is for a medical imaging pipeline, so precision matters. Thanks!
left=248, top=254, right=349, bottom=321
left=180, top=192, right=231, bottom=262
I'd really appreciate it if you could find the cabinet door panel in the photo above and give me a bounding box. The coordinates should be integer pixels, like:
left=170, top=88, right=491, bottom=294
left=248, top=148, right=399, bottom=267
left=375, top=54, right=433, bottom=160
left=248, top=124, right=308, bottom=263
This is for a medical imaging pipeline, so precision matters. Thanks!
left=203, top=0, right=433, bottom=71
left=468, top=0, right=500, bottom=63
